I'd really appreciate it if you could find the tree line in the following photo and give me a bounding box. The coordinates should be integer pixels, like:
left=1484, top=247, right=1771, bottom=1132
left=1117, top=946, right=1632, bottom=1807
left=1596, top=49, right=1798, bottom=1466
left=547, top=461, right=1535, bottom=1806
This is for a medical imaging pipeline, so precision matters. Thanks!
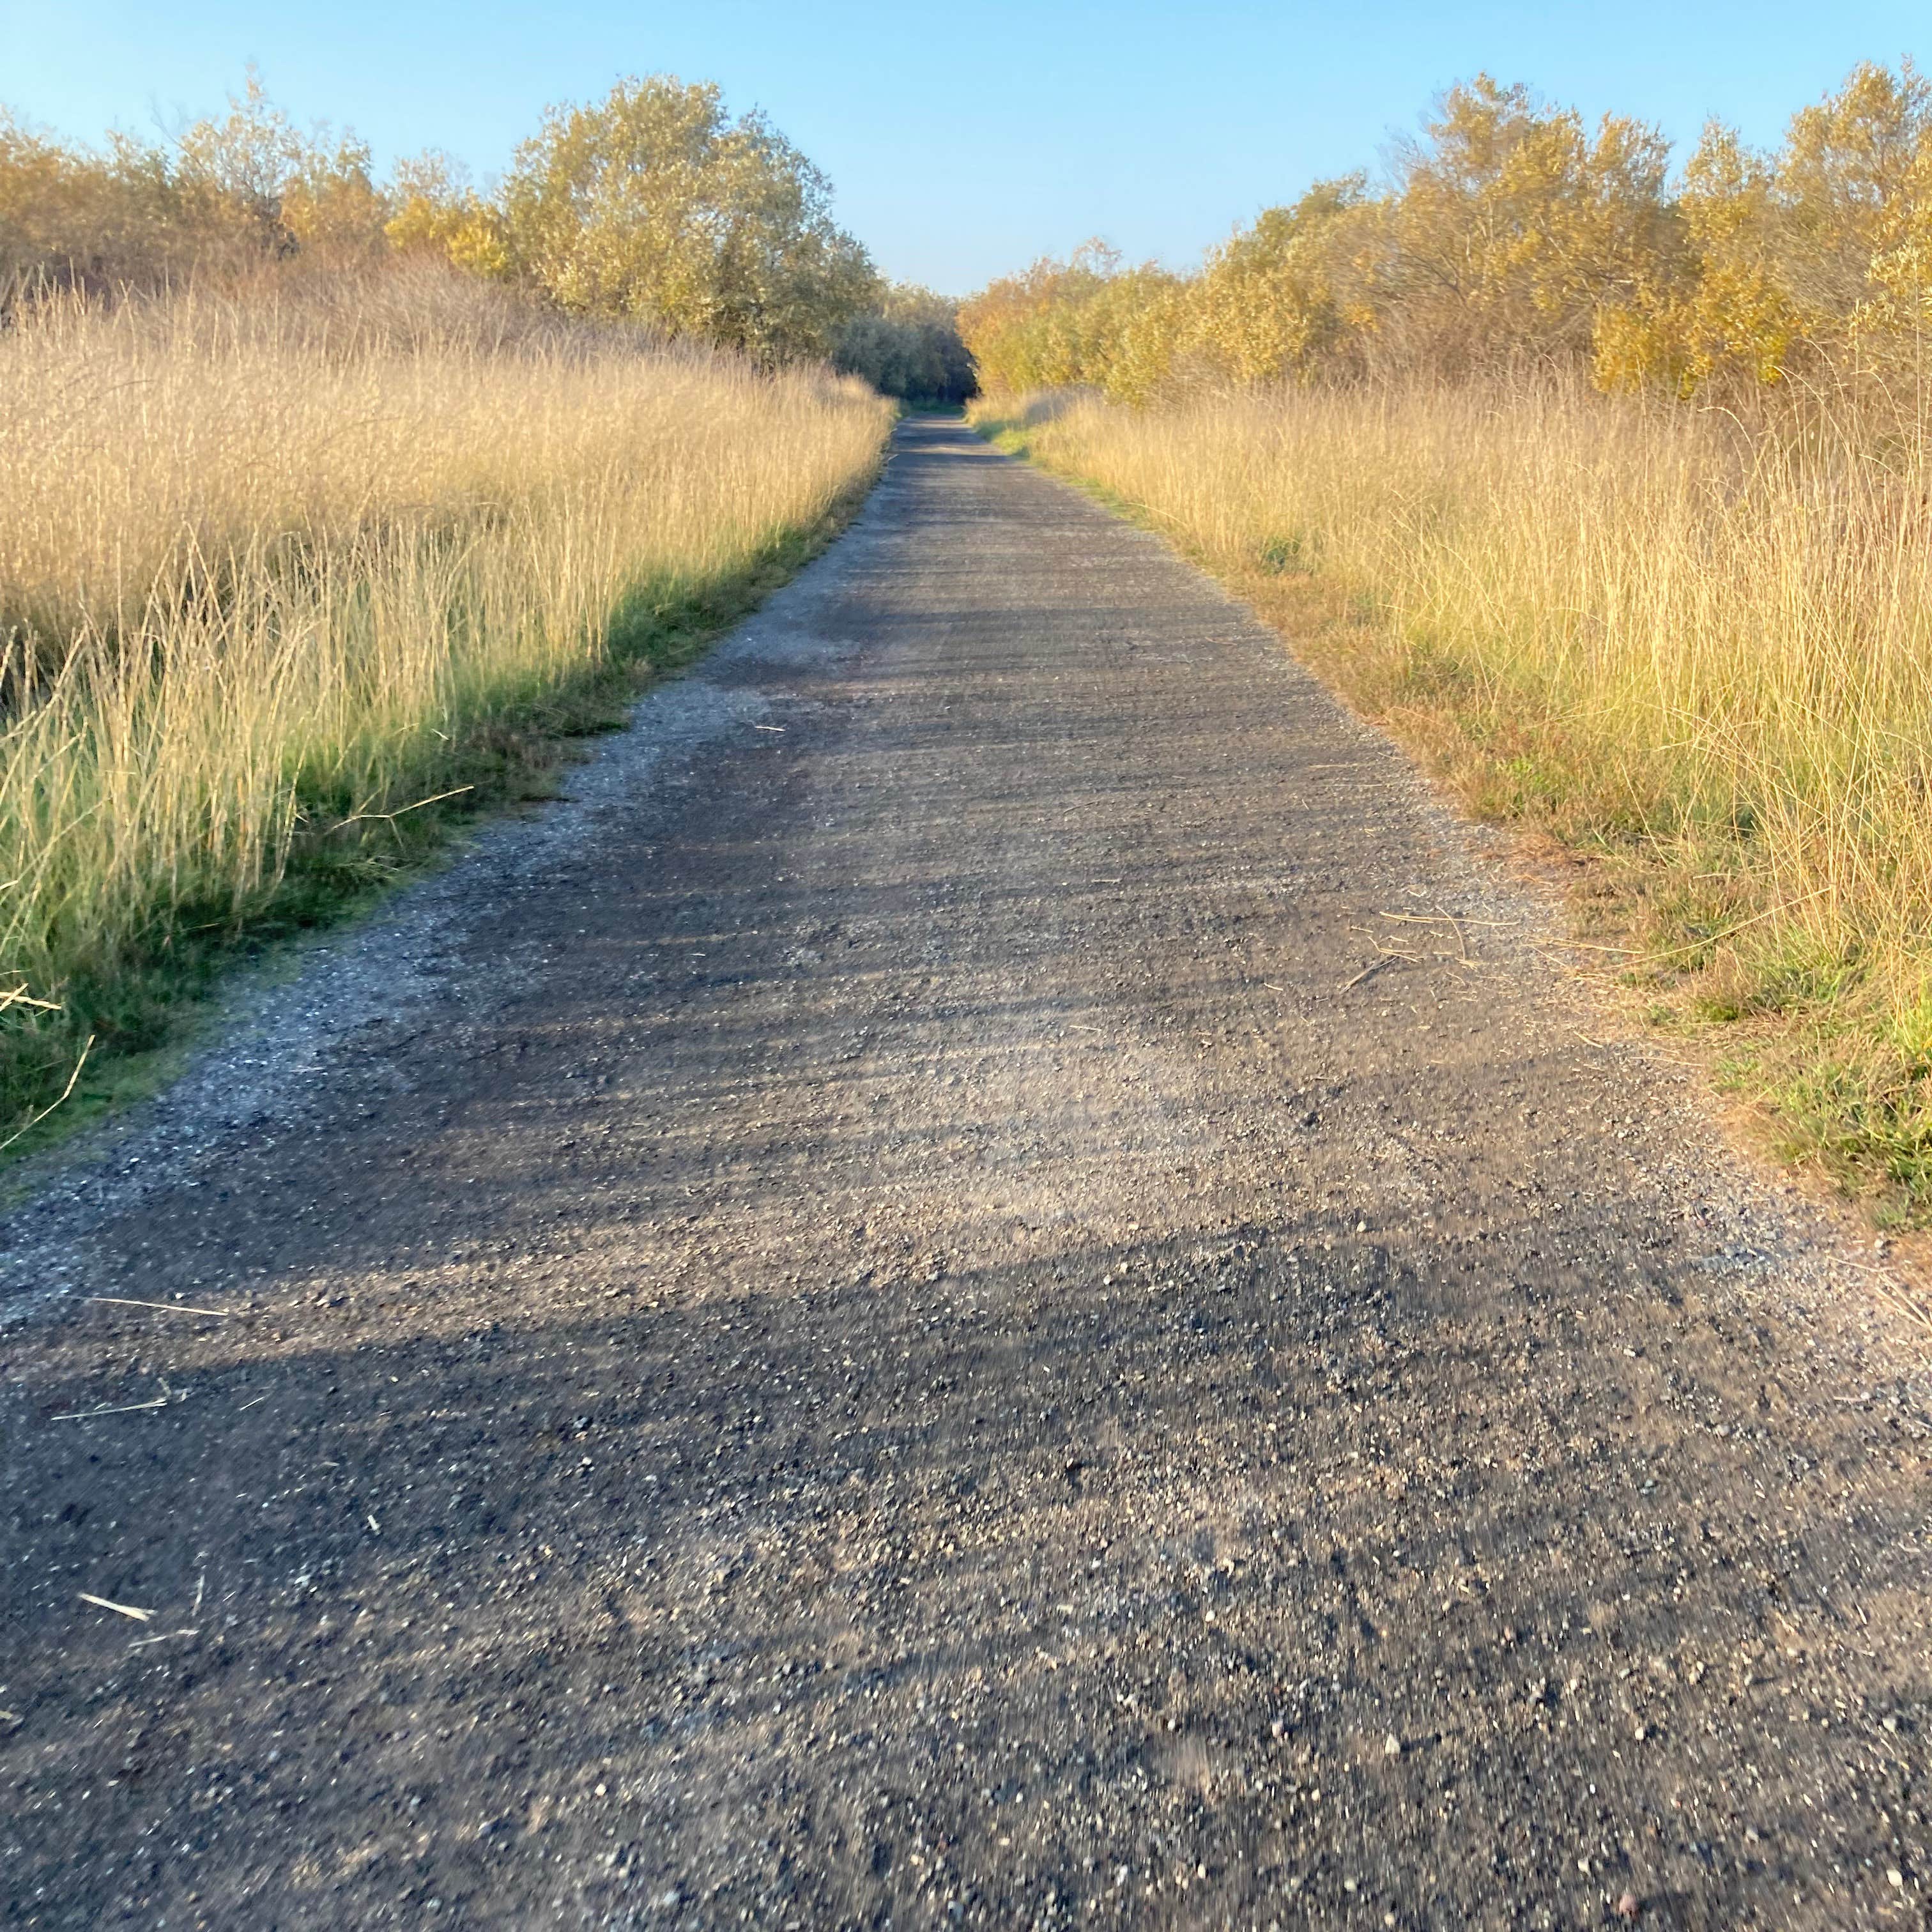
left=958, top=63, right=1932, bottom=400
left=0, top=72, right=974, bottom=400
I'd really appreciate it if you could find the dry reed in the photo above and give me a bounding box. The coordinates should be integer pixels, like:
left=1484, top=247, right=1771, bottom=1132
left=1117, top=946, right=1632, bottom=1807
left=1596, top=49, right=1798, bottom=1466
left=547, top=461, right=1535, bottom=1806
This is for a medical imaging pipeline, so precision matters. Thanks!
left=0, top=264, right=893, bottom=1137
left=976, top=378, right=1932, bottom=1213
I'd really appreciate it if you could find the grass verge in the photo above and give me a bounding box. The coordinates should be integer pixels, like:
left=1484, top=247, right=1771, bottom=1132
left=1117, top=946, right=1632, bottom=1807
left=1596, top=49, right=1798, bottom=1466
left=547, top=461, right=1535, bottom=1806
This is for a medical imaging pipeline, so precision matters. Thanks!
left=1, top=269, right=893, bottom=1159
left=974, top=385, right=1932, bottom=1225
left=1, top=487, right=875, bottom=1169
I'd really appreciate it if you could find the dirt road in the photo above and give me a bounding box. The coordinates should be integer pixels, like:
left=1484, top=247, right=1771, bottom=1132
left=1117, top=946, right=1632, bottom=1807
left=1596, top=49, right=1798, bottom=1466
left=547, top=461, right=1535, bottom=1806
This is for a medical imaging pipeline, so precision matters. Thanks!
left=3, top=420, right=1928, bottom=1929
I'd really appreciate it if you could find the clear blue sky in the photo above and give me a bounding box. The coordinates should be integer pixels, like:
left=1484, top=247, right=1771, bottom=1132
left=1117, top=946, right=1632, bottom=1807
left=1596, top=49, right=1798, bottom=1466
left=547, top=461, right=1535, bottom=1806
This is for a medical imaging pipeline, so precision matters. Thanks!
left=2, top=1, right=1924, bottom=293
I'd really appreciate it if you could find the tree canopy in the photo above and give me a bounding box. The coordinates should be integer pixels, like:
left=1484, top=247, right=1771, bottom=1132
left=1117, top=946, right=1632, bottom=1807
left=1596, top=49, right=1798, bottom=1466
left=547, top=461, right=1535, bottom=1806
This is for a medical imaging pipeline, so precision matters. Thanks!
left=958, top=61, right=1932, bottom=401
left=0, top=72, right=876, bottom=368
left=500, top=77, right=877, bottom=362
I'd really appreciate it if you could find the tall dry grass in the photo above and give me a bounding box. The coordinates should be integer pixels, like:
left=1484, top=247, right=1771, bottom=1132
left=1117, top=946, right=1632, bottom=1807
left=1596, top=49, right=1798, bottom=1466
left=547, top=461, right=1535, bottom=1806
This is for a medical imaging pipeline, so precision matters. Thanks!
left=0, top=263, right=892, bottom=1139
left=976, top=380, right=1932, bottom=1213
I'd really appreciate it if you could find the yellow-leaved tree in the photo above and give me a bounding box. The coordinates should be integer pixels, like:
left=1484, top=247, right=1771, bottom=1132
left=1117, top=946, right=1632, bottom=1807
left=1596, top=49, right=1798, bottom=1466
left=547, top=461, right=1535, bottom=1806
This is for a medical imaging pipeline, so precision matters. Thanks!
left=956, top=243, right=1181, bottom=400
left=1595, top=62, right=1932, bottom=392
left=833, top=283, right=977, bottom=404
left=959, top=77, right=1679, bottom=397
left=1174, top=177, right=1373, bottom=388
left=1, top=72, right=392, bottom=295
left=384, top=152, right=513, bottom=280
left=1364, top=76, right=1675, bottom=376
left=500, top=76, right=878, bottom=362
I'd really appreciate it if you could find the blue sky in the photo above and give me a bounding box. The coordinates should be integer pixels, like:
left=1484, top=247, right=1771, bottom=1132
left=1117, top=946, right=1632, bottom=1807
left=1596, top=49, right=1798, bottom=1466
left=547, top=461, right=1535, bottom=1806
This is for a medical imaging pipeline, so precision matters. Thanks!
left=2, top=1, right=1924, bottom=292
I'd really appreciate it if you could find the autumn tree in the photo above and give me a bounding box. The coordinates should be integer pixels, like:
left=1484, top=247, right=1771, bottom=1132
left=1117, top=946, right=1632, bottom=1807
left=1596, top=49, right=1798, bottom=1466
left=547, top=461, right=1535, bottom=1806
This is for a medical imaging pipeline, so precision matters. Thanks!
left=1361, top=77, right=1675, bottom=375
left=1780, top=60, right=1932, bottom=323
left=1593, top=62, right=1932, bottom=392
left=501, top=77, right=877, bottom=361
left=385, top=152, right=512, bottom=279
left=1, top=74, right=390, bottom=295
left=278, top=135, right=389, bottom=258
left=960, top=82, right=1680, bottom=398
left=1591, top=125, right=1795, bottom=392
left=956, top=243, right=1181, bottom=397
left=1176, top=177, right=1374, bottom=387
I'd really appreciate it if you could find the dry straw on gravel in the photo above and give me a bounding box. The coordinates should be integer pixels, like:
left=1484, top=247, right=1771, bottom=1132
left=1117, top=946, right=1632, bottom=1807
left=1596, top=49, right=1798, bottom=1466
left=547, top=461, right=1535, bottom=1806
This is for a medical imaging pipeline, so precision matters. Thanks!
left=979, top=379, right=1932, bottom=1212
left=0, top=263, right=892, bottom=1135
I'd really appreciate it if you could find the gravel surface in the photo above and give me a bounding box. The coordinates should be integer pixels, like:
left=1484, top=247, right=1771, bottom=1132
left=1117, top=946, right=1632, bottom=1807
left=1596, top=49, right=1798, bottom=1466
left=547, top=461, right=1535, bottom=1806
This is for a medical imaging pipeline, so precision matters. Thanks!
left=1, top=418, right=1929, bottom=1930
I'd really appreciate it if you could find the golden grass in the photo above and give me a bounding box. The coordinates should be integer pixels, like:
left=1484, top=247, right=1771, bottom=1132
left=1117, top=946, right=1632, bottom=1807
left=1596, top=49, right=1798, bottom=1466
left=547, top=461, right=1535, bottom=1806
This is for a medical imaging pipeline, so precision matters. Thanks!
left=0, top=263, right=893, bottom=1140
left=974, top=379, right=1932, bottom=1217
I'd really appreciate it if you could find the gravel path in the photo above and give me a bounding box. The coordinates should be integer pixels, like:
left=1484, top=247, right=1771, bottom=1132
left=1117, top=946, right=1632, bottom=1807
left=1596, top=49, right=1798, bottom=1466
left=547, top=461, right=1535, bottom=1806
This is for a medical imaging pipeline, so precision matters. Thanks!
left=2, top=418, right=1929, bottom=1931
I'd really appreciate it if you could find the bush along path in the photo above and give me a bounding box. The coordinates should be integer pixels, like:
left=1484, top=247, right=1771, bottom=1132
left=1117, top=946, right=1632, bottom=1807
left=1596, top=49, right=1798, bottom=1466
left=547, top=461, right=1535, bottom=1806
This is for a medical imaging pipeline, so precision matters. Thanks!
left=1, top=420, right=1928, bottom=1928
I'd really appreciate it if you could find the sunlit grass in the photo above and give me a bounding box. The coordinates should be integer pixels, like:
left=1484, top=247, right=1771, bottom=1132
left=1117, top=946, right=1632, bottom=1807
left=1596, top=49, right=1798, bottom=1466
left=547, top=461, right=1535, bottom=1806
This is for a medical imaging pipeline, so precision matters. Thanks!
left=0, top=263, right=893, bottom=1144
left=974, top=379, right=1932, bottom=1218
